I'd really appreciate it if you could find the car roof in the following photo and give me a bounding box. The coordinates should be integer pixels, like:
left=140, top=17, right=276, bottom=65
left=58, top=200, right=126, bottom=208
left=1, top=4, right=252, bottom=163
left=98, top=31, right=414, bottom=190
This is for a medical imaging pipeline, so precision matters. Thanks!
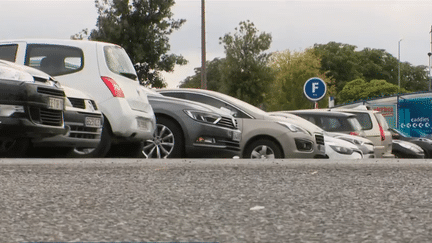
left=287, top=109, right=357, bottom=118
left=0, top=39, right=119, bottom=48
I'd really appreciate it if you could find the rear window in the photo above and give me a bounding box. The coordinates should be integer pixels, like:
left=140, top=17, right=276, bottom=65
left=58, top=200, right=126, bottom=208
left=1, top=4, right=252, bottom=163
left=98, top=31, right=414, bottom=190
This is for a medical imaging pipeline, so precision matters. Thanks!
left=25, top=44, right=83, bottom=76
left=0, top=44, right=18, bottom=62
left=103, top=45, right=137, bottom=80
left=351, top=112, right=373, bottom=130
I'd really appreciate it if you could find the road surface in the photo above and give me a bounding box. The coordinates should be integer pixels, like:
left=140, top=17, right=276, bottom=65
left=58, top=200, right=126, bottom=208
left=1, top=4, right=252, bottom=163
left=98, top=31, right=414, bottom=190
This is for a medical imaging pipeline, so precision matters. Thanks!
left=1, top=158, right=432, bottom=242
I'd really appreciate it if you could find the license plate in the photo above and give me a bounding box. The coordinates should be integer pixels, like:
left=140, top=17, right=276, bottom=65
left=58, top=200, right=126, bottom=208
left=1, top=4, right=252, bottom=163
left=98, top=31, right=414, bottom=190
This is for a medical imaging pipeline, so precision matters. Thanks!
left=85, top=117, right=102, bottom=128
left=232, top=131, right=241, bottom=142
left=48, top=97, right=64, bottom=110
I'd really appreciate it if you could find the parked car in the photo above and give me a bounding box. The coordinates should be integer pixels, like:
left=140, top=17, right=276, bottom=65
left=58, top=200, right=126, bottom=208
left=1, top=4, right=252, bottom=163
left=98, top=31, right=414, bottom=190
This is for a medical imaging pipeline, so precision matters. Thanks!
left=0, top=60, right=66, bottom=157
left=331, top=106, right=394, bottom=158
left=270, top=112, right=374, bottom=158
left=390, top=128, right=432, bottom=158
left=0, top=39, right=156, bottom=157
left=158, top=88, right=327, bottom=159
left=282, top=109, right=365, bottom=136
left=29, top=85, right=103, bottom=158
left=392, top=139, right=425, bottom=158
left=140, top=88, right=241, bottom=158
left=325, top=135, right=363, bottom=159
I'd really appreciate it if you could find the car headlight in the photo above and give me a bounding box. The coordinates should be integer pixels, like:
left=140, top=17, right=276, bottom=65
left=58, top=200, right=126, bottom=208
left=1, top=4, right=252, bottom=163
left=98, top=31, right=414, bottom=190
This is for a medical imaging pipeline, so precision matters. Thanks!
left=328, top=142, right=354, bottom=155
left=0, top=105, right=25, bottom=117
left=395, top=141, right=424, bottom=153
left=184, top=110, right=221, bottom=124
left=277, top=121, right=311, bottom=135
left=0, top=66, right=35, bottom=83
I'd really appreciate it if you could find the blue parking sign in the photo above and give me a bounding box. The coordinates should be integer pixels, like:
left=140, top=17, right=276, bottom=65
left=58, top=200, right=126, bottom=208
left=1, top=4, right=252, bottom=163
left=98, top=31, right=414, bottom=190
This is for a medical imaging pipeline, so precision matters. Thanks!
left=303, top=77, right=327, bottom=102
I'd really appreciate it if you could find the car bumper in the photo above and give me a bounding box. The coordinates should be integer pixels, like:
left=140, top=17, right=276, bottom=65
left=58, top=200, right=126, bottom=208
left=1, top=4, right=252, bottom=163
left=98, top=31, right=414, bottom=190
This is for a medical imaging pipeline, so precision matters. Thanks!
left=0, top=116, right=66, bottom=139
left=277, top=132, right=327, bottom=158
left=32, top=109, right=102, bottom=148
left=99, top=97, right=156, bottom=141
left=184, top=122, right=242, bottom=158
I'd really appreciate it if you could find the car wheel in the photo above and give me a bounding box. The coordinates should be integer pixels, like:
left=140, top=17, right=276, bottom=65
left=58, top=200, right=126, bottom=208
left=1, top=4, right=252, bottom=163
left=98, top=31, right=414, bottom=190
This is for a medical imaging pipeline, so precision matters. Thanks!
left=66, top=122, right=112, bottom=158
left=244, top=139, right=282, bottom=159
left=142, top=117, right=184, bottom=158
left=0, top=138, right=30, bottom=158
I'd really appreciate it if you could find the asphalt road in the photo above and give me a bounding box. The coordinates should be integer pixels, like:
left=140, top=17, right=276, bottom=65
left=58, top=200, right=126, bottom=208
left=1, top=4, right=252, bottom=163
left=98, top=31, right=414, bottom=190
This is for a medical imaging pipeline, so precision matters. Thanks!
left=1, top=158, right=432, bottom=242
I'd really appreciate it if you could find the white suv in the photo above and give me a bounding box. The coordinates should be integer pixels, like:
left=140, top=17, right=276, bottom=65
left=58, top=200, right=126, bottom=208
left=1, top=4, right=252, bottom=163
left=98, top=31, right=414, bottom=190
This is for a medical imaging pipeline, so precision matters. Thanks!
left=0, top=39, right=156, bottom=157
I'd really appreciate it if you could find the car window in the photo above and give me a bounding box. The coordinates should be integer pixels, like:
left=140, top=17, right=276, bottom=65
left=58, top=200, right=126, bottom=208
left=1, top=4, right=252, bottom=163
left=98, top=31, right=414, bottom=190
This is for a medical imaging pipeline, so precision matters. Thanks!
left=347, top=117, right=363, bottom=132
left=25, top=44, right=84, bottom=76
left=351, top=112, right=373, bottom=130
left=0, top=44, right=18, bottom=62
left=104, top=45, right=137, bottom=80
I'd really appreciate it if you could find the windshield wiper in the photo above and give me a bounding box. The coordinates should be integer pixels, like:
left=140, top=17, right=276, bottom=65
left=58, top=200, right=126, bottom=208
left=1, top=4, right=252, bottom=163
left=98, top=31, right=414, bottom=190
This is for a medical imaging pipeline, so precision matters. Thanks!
left=120, top=72, right=138, bottom=80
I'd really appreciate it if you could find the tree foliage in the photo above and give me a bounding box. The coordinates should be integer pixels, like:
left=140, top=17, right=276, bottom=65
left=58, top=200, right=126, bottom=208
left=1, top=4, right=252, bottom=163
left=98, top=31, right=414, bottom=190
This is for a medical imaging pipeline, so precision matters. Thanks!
left=218, top=20, right=274, bottom=106
left=266, top=49, right=334, bottom=111
left=87, top=0, right=187, bottom=88
left=338, top=78, right=409, bottom=104
left=179, top=58, right=224, bottom=91
left=313, top=42, right=429, bottom=101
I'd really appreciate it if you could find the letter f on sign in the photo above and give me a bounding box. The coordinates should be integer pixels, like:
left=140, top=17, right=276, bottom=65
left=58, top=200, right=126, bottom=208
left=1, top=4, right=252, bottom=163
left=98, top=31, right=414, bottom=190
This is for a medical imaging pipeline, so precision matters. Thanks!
left=312, top=82, right=318, bottom=93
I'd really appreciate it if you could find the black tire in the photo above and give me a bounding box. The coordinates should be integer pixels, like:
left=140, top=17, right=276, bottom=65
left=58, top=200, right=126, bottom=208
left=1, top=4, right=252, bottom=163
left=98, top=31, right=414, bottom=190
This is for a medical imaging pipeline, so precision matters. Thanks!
left=141, top=117, right=184, bottom=158
left=66, top=121, right=112, bottom=158
left=244, top=139, right=282, bottom=159
left=0, top=138, right=30, bottom=158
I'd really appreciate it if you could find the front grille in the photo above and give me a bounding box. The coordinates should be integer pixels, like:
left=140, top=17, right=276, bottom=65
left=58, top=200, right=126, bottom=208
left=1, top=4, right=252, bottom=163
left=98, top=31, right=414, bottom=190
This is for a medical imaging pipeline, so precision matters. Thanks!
left=30, top=107, right=63, bottom=126
left=68, top=125, right=101, bottom=139
left=37, top=87, right=65, bottom=97
left=68, top=97, right=85, bottom=109
left=315, top=134, right=325, bottom=145
left=216, top=116, right=236, bottom=129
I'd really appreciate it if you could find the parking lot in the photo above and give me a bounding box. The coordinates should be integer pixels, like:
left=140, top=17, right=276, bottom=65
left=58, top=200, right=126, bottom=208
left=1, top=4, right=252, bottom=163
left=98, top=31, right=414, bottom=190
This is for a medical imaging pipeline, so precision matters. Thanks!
left=2, top=158, right=432, bottom=242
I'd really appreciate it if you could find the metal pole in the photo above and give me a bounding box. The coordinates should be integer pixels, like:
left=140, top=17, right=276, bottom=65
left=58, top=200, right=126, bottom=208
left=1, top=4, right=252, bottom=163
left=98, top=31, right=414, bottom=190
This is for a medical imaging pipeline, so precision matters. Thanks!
left=201, top=0, right=207, bottom=89
left=429, top=25, right=432, bottom=91
left=398, top=39, right=402, bottom=90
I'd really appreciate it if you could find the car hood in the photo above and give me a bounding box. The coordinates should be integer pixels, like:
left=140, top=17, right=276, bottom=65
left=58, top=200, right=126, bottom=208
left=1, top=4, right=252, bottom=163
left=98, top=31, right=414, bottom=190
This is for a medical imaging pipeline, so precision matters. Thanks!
left=147, top=93, right=233, bottom=116
left=327, top=132, right=373, bottom=144
left=325, top=135, right=360, bottom=150
left=265, top=112, right=324, bottom=134
left=0, top=59, right=51, bottom=81
left=62, top=85, right=94, bottom=100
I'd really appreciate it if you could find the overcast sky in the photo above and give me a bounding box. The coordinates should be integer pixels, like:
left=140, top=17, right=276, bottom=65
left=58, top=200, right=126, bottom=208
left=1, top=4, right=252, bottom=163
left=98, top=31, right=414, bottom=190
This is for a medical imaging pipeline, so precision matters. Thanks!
left=1, top=0, right=431, bottom=88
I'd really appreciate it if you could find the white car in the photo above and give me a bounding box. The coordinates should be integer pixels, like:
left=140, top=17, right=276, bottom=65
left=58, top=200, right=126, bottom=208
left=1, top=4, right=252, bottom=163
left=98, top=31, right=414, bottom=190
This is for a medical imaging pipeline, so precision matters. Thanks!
left=269, top=112, right=364, bottom=159
left=0, top=39, right=156, bottom=157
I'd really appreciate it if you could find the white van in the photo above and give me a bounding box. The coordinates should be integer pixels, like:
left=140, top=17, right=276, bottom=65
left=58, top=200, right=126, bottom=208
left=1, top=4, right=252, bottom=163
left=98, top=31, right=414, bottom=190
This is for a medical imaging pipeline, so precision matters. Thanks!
left=0, top=39, right=156, bottom=157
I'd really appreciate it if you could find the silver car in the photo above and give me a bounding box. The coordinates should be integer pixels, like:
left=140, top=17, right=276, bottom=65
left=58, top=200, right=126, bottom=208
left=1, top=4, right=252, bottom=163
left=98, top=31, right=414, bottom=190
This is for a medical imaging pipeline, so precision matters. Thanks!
left=158, top=88, right=327, bottom=159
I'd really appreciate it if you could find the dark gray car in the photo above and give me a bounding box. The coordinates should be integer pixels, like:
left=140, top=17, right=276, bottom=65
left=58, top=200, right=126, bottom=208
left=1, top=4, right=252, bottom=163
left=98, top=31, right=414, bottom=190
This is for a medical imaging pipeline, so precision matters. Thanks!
left=140, top=88, right=241, bottom=158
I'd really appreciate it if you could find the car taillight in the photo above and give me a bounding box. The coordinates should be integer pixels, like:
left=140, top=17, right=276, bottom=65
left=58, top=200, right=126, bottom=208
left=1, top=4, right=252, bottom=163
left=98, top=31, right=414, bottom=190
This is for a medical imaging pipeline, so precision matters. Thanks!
left=101, top=76, right=125, bottom=98
left=349, top=132, right=359, bottom=136
left=378, top=123, right=385, bottom=141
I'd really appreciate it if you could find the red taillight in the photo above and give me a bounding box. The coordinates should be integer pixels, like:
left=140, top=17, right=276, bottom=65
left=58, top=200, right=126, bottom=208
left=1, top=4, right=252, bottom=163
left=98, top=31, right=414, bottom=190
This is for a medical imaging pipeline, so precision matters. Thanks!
left=349, top=132, right=359, bottom=136
left=101, top=76, right=125, bottom=98
left=378, top=123, right=385, bottom=141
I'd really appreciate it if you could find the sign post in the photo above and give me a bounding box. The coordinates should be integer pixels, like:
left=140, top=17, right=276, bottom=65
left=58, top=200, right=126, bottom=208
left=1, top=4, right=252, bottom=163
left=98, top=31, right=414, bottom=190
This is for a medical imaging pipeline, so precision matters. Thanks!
left=303, top=77, right=327, bottom=108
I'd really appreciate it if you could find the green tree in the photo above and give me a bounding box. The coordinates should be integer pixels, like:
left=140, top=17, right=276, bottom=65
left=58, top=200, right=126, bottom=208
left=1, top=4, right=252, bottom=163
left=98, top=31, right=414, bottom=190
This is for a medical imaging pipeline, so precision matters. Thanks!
left=87, top=0, right=188, bottom=88
left=313, top=42, right=362, bottom=94
left=266, top=49, right=334, bottom=111
left=313, top=42, right=429, bottom=99
left=218, top=20, right=274, bottom=106
left=179, top=58, right=224, bottom=91
left=338, top=78, right=409, bottom=104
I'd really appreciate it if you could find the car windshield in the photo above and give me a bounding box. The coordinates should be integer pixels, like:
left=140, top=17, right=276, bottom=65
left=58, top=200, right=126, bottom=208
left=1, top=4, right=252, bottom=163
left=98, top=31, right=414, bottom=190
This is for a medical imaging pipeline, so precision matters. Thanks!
left=391, top=128, right=409, bottom=138
left=104, top=46, right=137, bottom=81
left=208, top=91, right=268, bottom=116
